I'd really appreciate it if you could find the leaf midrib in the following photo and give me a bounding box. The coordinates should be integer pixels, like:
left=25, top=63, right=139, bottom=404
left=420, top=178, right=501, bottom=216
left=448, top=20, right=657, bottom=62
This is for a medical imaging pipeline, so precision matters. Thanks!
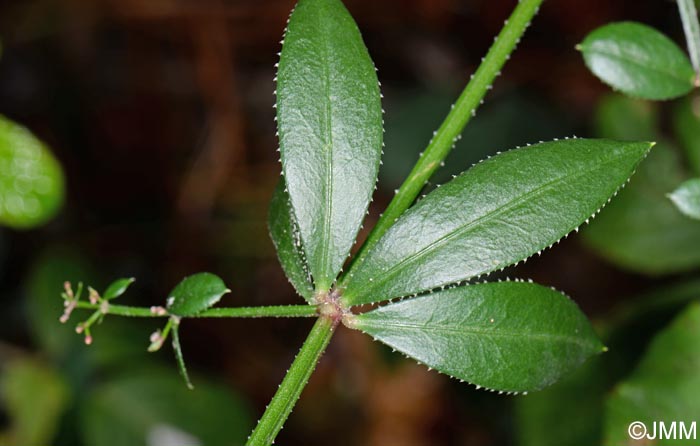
left=353, top=153, right=632, bottom=301
left=359, top=319, right=596, bottom=349
left=319, top=4, right=334, bottom=290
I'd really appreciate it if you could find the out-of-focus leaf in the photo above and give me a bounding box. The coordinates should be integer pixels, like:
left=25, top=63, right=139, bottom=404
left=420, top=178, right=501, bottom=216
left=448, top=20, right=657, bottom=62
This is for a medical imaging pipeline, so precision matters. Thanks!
left=604, top=303, right=700, bottom=445
left=595, top=94, right=658, bottom=141
left=268, top=181, right=314, bottom=302
left=517, top=278, right=700, bottom=446
left=342, top=139, right=651, bottom=306
left=276, top=0, right=383, bottom=291
left=25, top=248, right=93, bottom=358
left=166, top=273, right=229, bottom=317
left=674, top=95, right=700, bottom=175
left=1, top=359, right=69, bottom=446
left=0, top=115, right=64, bottom=229
left=583, top=143, right=700, bottom=274
left=353, top=282, right=604, bottom=392
left=103, top=277, right=135, bottom=300
left=516, top=356, right=607, bottom=446
left=579, top=22, right=695, bottom=100
left=80, top=367, right=251, bottom=446
left=669, top=178, right=700, bottom=219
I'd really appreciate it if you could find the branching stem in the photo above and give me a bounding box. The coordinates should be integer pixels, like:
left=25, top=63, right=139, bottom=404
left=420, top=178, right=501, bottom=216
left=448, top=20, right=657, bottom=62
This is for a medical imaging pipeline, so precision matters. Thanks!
left=74, top=301, right=317, bottom=318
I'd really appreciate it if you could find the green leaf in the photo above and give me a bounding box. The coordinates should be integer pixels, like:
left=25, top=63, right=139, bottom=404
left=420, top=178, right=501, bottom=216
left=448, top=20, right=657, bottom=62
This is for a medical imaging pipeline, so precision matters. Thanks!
left=268, top=181, right=314, bottom=302
left=583, top=143, right=700, bottom=274
left=80, top=367, right=251, bottom=446
left=1, top=359, right=69, bottom=446
left=604, top=303, right=700, bottom=445
left=342, top=139, right=651, bottom=306
left=166, top=272, right=229, bottom=317
left=352, top=281, right=604, bottom=392
left=103, top=277, right=135, bottom=300
left=595, top=94, right=658, bottom=141
left=0, top=115, right=65, bottom=229
left=276, top=0, right=383, bottom=291
left=516, top=356, right=607, bottom=446
left=674, top=96, right=700, bottom=175
left=669, top=178, right=700, bottom=219
left=579, top=22, right=695, bottom=100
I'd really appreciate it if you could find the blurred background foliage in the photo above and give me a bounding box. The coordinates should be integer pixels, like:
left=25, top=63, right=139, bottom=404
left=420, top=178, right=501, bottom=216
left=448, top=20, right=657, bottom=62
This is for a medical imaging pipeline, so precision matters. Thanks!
left=1, top=0, right=700, bottom=445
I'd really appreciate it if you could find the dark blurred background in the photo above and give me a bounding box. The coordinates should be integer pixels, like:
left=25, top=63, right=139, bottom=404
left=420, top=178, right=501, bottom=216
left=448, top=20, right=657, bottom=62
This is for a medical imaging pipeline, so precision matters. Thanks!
left=1, top=0, right=698, bottom=445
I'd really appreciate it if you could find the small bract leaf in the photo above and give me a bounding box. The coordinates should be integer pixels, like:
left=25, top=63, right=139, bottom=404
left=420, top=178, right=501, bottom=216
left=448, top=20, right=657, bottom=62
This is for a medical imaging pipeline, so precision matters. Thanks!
left=352, top=282, right=604, bottom=392
left=166, top=273, right=229, bottom=317
left=342, top=139, right=651, bottom=306
left=277, top=0, right=383, bottom=291
left=669, top=178, right=700, bottom=219
left=0, top=115, right=65, bottom=229
left=604, top=303, right=700, bottom=445
left=268, top=181, right=314, bottom=302
left=579, top=22, right=695, bottom=100
left=102, top=277, right=135, bottom=300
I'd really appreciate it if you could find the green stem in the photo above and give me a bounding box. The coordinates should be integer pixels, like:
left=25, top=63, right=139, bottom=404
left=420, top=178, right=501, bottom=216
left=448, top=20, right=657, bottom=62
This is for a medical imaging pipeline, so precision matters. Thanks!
left=339, top=0, right=544, bottom=285
left=193, top=306, right=317, bottom=318
left=678, top=0, right=700, bottom=82
left=74, top=301, right=317, bottom=318
left=246, top=316, right=335, bottom=446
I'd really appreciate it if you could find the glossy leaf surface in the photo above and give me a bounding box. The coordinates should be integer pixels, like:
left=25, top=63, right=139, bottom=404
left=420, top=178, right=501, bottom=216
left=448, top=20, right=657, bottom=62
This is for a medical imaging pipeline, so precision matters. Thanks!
left=268, top=181, right=314, bottom=302
left=342, top=139, right=651, bottom=306
left=353, top=282, right=604, bottom=392
left=0, top=115, right=64, bottom=229
left=166, top=273, right=229, bottom=317
left=579, top=22, right=695, bottom=100
left=276, top=0, right=383, bottom=291
left=103, top=277, right=135, bottom=300
left=669, top=178, right=700, bottom=220
left=604, top=303, right=700, bottom=445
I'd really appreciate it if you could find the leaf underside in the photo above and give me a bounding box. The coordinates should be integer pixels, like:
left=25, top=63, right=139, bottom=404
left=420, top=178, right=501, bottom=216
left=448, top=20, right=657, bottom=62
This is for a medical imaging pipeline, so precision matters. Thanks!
left=166, top=273, right=229, bottom=317
left=579, top=22, right=695, bottom=100
left=276, top=0, right=383, bottom=292
left=354, top=281, right=604, bottom=393
left=268, top=181, right=315, bottom=302
left=342, top=138, right=651, bottom=306
left=0, top=115, right=64, bottom=229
